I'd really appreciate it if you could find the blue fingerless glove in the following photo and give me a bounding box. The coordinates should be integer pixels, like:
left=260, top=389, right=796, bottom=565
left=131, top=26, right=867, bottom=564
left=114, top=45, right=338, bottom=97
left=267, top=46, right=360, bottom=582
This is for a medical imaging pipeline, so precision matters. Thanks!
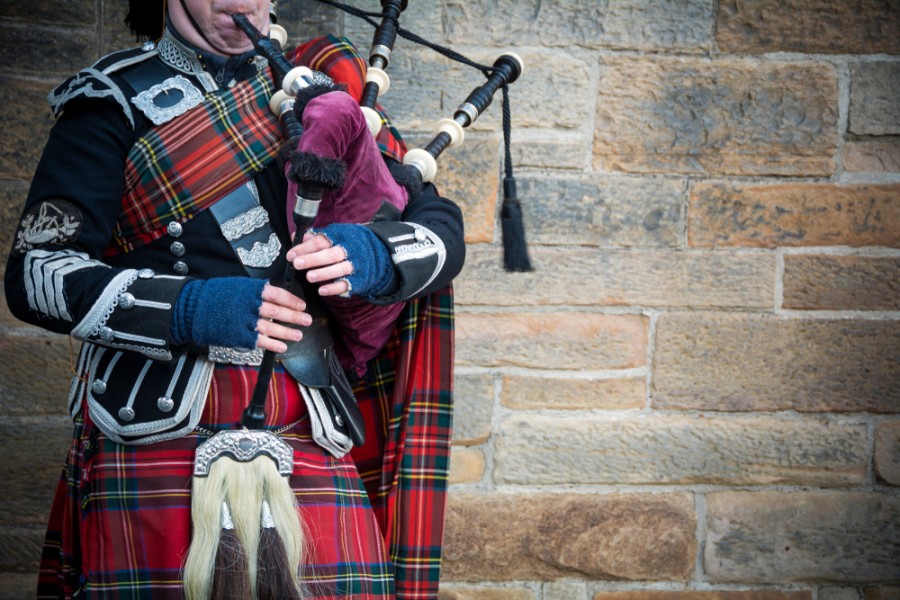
left=313, top=223, right=396, bottom=297
left=171, top=277, right=267, bottom=349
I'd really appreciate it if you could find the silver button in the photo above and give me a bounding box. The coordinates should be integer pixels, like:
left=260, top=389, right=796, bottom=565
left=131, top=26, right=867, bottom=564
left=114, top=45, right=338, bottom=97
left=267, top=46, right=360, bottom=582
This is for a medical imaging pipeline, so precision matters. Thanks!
left=99, top=327, right=115, bottom=342
left=157, top=397, right=175, bottom=412
left=170, top=241, right=186, bottom=257
left=137, top=268, right=154, bottom=279
left=118, top=407, right=136, bottom=422
left=167, top=221, right=183, bottom=238
left=118, top=292, right=136, bottom=309
left=414, top=228, right=427, bottom=242
left=91, top=379, right=107, bottom=395
left=173, top=261, right=189, bottom=275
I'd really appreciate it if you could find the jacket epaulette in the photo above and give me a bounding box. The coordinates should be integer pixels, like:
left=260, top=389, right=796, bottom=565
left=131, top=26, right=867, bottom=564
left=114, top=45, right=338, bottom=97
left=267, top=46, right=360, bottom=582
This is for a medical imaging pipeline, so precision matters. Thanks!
left=47, top=44, right=159, bottom=128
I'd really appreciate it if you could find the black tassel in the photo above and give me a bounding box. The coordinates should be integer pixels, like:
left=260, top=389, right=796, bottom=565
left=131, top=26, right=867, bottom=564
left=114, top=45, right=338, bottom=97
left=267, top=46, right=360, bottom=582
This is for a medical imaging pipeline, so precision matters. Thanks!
left=501, top=177, right=532, bottom=272
left=289, top=152, right=347, bottom=190
left=292, top=83, right=348, bottom=116
left=210, top=506, right=253, bottom=600
left=256, top=527, right=303, bottom=600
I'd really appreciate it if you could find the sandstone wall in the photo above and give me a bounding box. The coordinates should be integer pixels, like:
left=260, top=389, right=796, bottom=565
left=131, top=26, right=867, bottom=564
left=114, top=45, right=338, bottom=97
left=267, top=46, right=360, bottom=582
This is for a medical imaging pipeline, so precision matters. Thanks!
left=0, top=1, right=897, bottom=599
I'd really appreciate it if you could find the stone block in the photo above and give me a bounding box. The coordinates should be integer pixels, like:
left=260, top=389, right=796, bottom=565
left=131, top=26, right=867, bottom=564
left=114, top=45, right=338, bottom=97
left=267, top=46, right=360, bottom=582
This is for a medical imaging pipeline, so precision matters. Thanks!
left=705, top=492, right=900, bottom=582
left=716, top=0, right=900, bottom=54
left=874, top=420, right=900, bottom=486
left=501, top=375, right=645, bottom=411
left=544, top=581, right=587, bottom=600
left=783, top=255, right=900, bottom=311
left=864, top=588, right=900, bottom=600
left=0, top=336, right=76, bottom=416
left=439, top=587, right=535, bottom=600
left=381, top=48, right=593, bottom=133
left=494, top=414, right=867, bottom=486
left=0, top=76, right=57, bottom=180
left=0, top=0, right=95, bottom=24
left=449, top=448, right=485, bottom=485
left=0, top=23, right=97, bottom=79
left=850, top=62, right=900, bottom=136
left=516, top=174, right=682, bottom=248
left=453, top=373, right=494, bottom=445
left=455, top=246, right=775, bottom=309
left=456, top=312, right=647, bottom=370
left=342, top=0, right=444, bottom=49
left=0, top=180, right=29, bottom=277
left=511, top=131, right=589, bottom=170
left=594, top=57, right=838, bottom=176
left=0, top=571, right=39, bottom=599
left=442, top=493, right=696, bottom=582
left=842, top=140, right=900, bottom=173
left=0, top=416, right=71, bottom=526
left=652, top=313, right=900, bottom=413
left=593, top=592, right=812, bottom=600
left=406, top=132, right=499, bottom=245
left=443, top=0, right=713, bottom=52
left=689, top=183, right=900, bottom=248
left=819, top=589, right=865, bottom=600
left=0, top=528, right=44, bottom=571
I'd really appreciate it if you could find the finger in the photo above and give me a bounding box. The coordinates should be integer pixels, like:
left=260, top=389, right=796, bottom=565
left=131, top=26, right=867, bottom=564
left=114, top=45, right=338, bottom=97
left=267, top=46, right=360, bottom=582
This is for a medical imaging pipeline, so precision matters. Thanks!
left=262, top=284, right=306, bottom=311
left=317, top=278, right=352, bottom=297
left=257, top=319, right=304, bottom=343
left=258, top=301, right=312, bottom=326
left=306, top=259, right=353, bottom=283
left=255, top=333, right=288, bottom=354
left=286, top=233, right=332, bottom=262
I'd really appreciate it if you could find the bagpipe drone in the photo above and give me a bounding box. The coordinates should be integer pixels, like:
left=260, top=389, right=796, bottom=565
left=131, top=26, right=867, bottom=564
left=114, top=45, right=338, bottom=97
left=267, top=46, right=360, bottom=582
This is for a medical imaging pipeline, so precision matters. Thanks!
left=184, top=2, right=527, bottom=598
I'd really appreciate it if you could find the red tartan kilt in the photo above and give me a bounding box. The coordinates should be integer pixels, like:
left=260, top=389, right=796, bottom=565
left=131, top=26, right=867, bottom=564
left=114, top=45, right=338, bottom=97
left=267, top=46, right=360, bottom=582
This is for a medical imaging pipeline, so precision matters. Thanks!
left=38, top=364, right=395, bottom=599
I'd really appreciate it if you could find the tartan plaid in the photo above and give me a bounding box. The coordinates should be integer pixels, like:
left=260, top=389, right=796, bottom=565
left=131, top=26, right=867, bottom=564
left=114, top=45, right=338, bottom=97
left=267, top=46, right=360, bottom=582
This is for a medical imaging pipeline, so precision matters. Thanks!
left=37, top=287, right=454, bottom=599
left=110, top=35, right=406, bottom=257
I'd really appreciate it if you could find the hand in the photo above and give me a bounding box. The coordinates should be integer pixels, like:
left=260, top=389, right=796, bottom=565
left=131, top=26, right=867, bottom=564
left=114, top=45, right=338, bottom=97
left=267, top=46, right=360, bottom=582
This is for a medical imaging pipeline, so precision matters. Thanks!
left=285, top=232, right=354, bottom=297
left=255, top=283, right=313, bottom=353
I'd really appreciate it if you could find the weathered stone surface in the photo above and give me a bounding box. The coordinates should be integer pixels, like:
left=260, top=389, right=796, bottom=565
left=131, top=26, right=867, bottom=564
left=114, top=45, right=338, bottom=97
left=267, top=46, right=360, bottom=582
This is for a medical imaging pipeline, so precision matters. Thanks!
left=545, top=581, right=587, bottom=600
left=843, top=139, right=900, bottom=173
left=455, top=246, right=775, bottom=309
left=453, top=373, right=494, bottom=445
left=342, top=0, right=444, bottom=49
left=512, top=131, right=590, bottom=170
left=0, top=0, right=94, bottom=24
left=875, top=420, right=900, bottom=486
left=0, top=23, right=97, bottom=79
left=0, top=180, right=29, bottom=275
left=864, top=588, right=900, bottom=600
left=594, top=592, right=812, bottom=600
left=439, top=587, right=535, bottom=600
left=444, top=0, right=713, bottom=52
left=705, top=492, right=900, bottom=582
left=449, top=448, right=485, bottom=485
left=0, top=416, right=70, bottom=525
left=0, top=528, right=44, bottom=570
left=456, top=312, right=647, bottom=370
left=443, top=493, right=696, bottom=582
left=783, top=255, right=900, bottom=311
left=382, top=48, right=592, bottom=133
left=415, top=133, right=499, bottom=244
left=494, top=414, right=867, bottom=486
left=501, top=375, right=645, bottom=411
left=0, top=571, right=39, bottom=599
left=819, top=589, right=865, bottom=600
left=653, top=313, right=900, bottom=413
left=850, top=62, right=900, bottom=136
left=717, top=0, right=900, bottom=54
left=517, top=174, right=682, bottom=248
left=0, top=76, right=57, bottom=180
left=594, top=58, right=838, bottom=176
left=689, top=183, right=900, bottom=248
left=0, top=336, right=77, bottom=416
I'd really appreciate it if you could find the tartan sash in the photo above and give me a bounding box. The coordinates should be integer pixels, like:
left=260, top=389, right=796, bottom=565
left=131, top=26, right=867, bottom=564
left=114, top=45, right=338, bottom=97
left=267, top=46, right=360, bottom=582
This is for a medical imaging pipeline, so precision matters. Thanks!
left=110, top=36, right=406, bottom=256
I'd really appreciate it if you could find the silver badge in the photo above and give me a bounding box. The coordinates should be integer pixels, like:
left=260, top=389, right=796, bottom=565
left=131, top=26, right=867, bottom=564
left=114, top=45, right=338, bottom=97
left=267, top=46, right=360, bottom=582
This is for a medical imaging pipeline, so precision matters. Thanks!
left=132, top=75, right=204, bottom=125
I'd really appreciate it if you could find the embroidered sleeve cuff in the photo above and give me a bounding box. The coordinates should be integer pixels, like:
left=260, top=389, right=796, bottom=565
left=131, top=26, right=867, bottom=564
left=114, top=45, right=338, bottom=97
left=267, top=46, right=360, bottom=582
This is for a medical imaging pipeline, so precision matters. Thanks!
left=362, top=221, right=447, bottom=304
left=71, top=269, right=190, bottom=360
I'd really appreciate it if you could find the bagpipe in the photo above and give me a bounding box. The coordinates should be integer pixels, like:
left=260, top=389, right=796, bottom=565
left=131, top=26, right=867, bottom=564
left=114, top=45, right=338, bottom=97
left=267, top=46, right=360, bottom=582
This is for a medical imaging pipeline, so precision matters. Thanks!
left=184, top=3, right=525, bottom=599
